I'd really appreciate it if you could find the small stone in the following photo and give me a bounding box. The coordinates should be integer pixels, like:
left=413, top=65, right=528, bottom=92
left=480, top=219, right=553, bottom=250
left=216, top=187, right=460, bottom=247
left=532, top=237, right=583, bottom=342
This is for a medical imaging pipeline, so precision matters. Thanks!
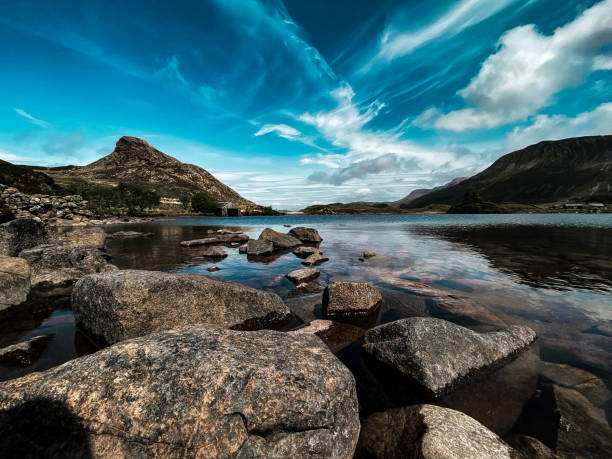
left=363, top=250, right=376, bottom=258
left=323, top=282, right=382, bottom=319
left=293, top=246, right=322, bottom=258
left=301, top=252, right=329, bottom=266
left=286, top=268, right=320, bottom=285
left=207, top=266, right=221, bottom=272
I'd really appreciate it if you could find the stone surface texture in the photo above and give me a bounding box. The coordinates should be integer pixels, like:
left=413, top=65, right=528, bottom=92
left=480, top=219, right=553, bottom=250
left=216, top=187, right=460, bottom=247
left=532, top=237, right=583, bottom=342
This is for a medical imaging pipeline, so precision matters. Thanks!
left=301, top=253, right=329, bottom=266
left=247, top=239, right=274, bottom=256
left=0, top=335, right=53, bottom=367
left=288, top=227, right=323, bottom=243
left=258, top=228, right=301, bottom=250
left=0, top=325, right=360, bottom=458
left=286, top=268, right=320, bottom=285
left=293, top=246, right=322, bottom=258
left=323, top=282, right=382, bottom=318
left=0, top=217, right=48, bottom=257
left=0, top=256, right=30, bottom=312
left=356, top=405, right=513, bottom=459
left=363, top=317, right=537, bottom=395
left=72, top=270, right=292, bottom=345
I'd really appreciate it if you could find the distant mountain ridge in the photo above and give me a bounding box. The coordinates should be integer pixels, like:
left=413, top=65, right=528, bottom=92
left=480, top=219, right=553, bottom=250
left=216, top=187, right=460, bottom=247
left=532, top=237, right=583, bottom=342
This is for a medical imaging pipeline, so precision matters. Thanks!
left=47, top=136, right=256, bottom=206
left=404, top=135, right=612, bottom=208
left=394, top=177, right=467, bottom=206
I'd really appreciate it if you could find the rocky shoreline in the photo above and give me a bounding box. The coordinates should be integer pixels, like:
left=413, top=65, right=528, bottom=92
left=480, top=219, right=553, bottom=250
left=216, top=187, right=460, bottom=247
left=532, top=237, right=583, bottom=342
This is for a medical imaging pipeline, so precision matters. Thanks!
left=0, top=202, right=610, bottom=457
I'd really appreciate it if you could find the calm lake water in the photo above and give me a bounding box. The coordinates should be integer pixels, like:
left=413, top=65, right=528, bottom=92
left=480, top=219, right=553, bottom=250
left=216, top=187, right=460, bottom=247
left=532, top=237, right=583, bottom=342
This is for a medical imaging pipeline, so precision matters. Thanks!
left=2, top=214, right=611, bottom=436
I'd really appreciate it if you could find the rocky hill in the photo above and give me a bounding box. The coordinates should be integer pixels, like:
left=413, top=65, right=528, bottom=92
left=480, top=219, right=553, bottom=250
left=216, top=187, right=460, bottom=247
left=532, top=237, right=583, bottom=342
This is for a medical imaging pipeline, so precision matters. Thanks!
left=404, top=135, right=612, bottom=208
left=41, top=136, right=255, bottom=207
left=0, top=159, right=62, bottom=195
left=394, top=177, right=467, bottom=206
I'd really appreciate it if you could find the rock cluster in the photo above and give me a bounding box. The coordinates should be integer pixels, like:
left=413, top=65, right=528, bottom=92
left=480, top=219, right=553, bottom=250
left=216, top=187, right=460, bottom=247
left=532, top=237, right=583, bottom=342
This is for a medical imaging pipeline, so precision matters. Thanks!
left=258, top=228, right=301, bottom=250
left=72, top=270, right=292, bottom=345
left=0, top=325, right=360, bottom=458
left=0, top=185, right=93, bottom=224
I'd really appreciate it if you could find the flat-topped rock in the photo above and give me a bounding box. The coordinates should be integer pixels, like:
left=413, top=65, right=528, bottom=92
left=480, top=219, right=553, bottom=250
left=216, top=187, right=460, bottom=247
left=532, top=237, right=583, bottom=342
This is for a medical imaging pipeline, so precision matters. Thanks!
left=288, top=227, right=322, bottom=243
left=0, top=334, right=53, bottom=367
left=72, top=270, right=292, bottom=345
left=258, top=228, right=301, bottom=250
left=356, top=405, right=514, bottom=459
left=198, top=246, right=227, bottom=258
left=323, top=282, right=382, bottom=319
left=301, top=252, right=329, bottom=266
left=108, top=231, right=153, bottom=239
left=246, top=239, right=274, bottom=256
left=293, top=246, right=322, bottom=258
left=286, top=268, right=320, bottom=285
left=0, top=325, right=360, bottom=458
left=51, top=227, right=107, bottom=249
left=0, top=256, right=30, bottom=312
left=181, top=233, right=248, bottom=247
left=363, top=317, right=537, bottom=396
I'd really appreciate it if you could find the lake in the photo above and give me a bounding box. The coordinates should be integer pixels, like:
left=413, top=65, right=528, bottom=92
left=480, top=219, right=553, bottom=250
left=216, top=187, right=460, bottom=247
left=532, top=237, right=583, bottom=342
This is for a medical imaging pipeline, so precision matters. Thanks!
left=2, top=213, right=611, bottom=437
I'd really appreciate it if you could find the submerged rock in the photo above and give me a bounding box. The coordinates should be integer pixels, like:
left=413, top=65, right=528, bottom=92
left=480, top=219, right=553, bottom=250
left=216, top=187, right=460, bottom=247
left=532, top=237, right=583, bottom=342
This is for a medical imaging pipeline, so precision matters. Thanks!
left=293, top=246, right=322, bottom=258
left=181, top=233, right=248, bottom=247
left=506, top=435, right=561, bottom=459
left=288, top=227, right=322, bottom=243
left=72, top=270, right=292, bottom=345
left=108, top=231, right=153, bottom=239
left=0, top=217, right=48, bottom=257
left=0, top=334, right=53, bottom=367
left=19, top=244, right=116, bottom=299
left=198, top=246, right=227, bottom=259
left=363, top=317, right=536, bottom=396
left=540, top=361, right=611, bottom=407
left=0, top=325, right=360, bottom=458
left=356, top=405, right=513, bottom=459
left=301, top=252, right=329, bottom=266
left=323, top=282, right=382, bottom=320
left=552, top=385, right=612, bottom=458
left=286, top=268, right=320, bottom=285
left=0, top=256, right=30, bottom=312
left=246, top=239, right=274, bottom=256
left=258, top=228, right=301, bottom=250
left=289, top=320, right=365, bottom=353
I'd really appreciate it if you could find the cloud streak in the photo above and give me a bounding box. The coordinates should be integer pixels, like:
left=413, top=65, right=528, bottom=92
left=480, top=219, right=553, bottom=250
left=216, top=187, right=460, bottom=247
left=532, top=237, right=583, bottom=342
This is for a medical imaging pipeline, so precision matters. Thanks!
left=14, top=108, right=49, bottom=127
left=254, top=124, right=301, bottom=140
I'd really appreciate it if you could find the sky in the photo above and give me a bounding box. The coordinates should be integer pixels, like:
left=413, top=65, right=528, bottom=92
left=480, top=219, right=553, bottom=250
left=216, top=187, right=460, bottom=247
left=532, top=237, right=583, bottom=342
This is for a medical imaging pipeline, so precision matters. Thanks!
left=0, top=0, right=611, bottom=209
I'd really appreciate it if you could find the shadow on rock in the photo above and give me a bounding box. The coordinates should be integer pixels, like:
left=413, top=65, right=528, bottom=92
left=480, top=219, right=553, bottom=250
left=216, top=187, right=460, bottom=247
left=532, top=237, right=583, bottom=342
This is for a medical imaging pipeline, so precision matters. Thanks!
left=0, top=398, right=93, bottom=458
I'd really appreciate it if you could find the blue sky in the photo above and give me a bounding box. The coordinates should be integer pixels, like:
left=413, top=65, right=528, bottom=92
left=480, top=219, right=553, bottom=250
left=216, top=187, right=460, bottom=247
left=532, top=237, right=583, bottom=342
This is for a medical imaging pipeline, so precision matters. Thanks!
left=0, top=0, right=610, bottom=209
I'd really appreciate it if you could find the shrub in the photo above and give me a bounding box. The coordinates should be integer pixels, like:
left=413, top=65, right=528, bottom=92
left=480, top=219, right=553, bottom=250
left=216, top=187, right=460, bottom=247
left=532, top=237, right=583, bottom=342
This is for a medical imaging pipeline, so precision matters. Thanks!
left=191, top=192, right=217, bottom=213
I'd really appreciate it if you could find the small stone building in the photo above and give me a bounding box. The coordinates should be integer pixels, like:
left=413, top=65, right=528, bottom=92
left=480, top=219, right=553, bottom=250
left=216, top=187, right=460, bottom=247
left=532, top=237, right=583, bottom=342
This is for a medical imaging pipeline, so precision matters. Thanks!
left=215, top=202, right=240, bottom=217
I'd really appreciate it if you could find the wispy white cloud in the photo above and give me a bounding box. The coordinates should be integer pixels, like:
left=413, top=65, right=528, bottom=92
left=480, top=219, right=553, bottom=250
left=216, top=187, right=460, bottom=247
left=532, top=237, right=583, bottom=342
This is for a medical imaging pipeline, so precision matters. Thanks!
left=506, top=102, right=612, bottom=151
left=254, top=124, right=301, bottom=140
left=155, top=55, right=188, bottom=86
left=14, top=108, right=49, bottom=127
left=376, top=0, right=519, bottom=61
left=432, top=0, right=612, bottom=132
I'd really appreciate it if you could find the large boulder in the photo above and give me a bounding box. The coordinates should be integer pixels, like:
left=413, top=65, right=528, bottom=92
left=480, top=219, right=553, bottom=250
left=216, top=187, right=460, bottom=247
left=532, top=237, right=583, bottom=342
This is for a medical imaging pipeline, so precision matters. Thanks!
left=258, top=228, right=301, bottom=250
left=362, top=317, right=536, bottom=396
left=323, top=282, right=382, bottom=320
left=72, top=270, right=292, bottom=345
left=0, top=325, right=360, bottom=458
left=0, top=256, right=30, bottom=313
left=355, top=405, right=514, bottom=459
left=0, top=217, right=48, bottom=257
left=19, top=244, right=116, bottom=299
left=247, top=239, right=274, bottom=256
left=288, top=227, right=322, bottom=243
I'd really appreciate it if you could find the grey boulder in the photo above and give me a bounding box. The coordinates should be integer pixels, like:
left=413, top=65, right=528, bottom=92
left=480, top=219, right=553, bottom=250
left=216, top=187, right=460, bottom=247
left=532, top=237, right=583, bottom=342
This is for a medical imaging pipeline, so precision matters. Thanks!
left=258, top=228, right=301, bottom=250
left=71, top=270, right=292, bottom=345
left=323, top=282, right=382, bottom=319
left=301, top=253, right=329, bottom=266
left=363, top=317, right=536, bottom=396
left=0, top=325, right=360, bottom=458
left=19, top=244, right=116, bottom=299
left=288, top=227, right=322, bottom=243
left=246, top=239, right=274, bottom=256
left=0, top=256, right=30, bottom=312
left=293, top=246, right=322, bottom=258
left=0, top=217, right=48, bottom=257
left=356, top=405, right=513, bottom=459
left=286, top=268, right=320, bottom=285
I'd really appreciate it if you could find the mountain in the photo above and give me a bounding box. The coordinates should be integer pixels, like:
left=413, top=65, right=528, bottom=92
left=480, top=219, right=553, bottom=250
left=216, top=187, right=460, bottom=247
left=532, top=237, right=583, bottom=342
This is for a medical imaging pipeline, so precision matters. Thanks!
left=394, top=177, right=467, bottom=206
left=0, top=159, right=62, bottom=195
left=404, top=135, right=612, bottom=208
left=48, top=136, right=255, bottom=206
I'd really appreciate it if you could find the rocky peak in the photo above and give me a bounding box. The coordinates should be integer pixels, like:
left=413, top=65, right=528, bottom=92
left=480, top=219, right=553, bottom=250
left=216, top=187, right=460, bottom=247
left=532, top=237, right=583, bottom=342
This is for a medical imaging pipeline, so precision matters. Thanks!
left=100, top=136, right=177, bottom=167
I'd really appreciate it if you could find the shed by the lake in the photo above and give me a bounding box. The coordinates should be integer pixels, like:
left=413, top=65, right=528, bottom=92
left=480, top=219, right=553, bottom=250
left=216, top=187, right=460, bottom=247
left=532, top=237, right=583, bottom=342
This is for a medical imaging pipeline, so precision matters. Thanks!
left=216, top=201, right=240, bottom=216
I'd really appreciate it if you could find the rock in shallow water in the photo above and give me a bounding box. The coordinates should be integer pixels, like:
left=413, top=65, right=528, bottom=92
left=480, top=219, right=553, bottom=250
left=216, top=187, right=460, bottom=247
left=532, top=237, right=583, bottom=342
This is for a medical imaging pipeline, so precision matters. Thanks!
left=301, top=252, right=329, bottom=266
left=288, top=227, right=322, bottom=243
left=0, top=256, right=30, bottom=312
left=0, top=325, right=360, bottom=458
left=323, top=282, right=382, bottom=320
left=363, top=317, right=536, bottom=396
left=355, top=404, right=514, bottom=459
left=293, top=246, right=322, bottom=258
left=0, top=334, right=53, bottom=367
left=258, top=228, right=301, bottom=250
left=286, top=268, right=320, bottom=285
left=72, top=270, right=292, bottom=345
left=247, top=239, right=274, bottom=256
